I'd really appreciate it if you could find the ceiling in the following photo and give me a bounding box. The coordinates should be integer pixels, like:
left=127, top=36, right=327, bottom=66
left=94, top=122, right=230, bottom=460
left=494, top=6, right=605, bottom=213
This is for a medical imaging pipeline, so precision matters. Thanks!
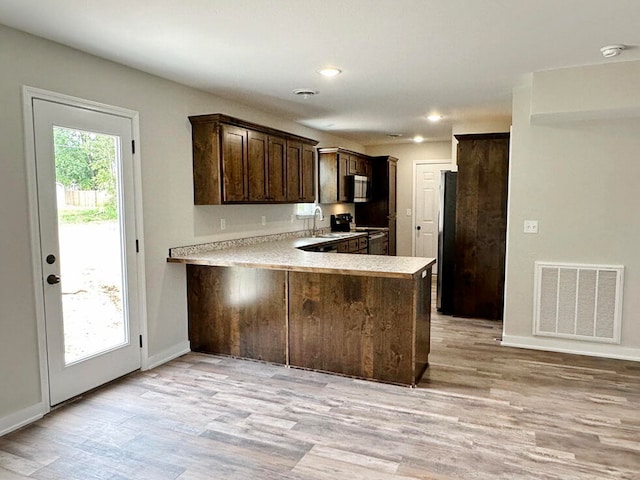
left=1, top=0, right=639, bottom=145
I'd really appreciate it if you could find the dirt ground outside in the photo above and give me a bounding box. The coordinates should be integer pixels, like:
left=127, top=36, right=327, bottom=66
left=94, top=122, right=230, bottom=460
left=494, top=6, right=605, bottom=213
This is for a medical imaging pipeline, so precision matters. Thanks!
left=58, top=220, right=126, bottom=364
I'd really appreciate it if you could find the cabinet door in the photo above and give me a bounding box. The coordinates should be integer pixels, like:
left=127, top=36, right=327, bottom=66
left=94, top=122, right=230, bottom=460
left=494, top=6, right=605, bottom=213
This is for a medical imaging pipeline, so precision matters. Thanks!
left=247, top=130, right=268, bottom=202
left=318, top=152, right=338, bottom=204
left=360, top=157, right=372, bottom=177
left=338, top=153, right=350, bottom=202
left=286, top=140, right=302, bottom=202
left=356, top=157, right=371, bottom=177
left=388, top=217, right=397, bottom=256
left=336, top=241, right=350, bottom=253
left=300, top=143, right=316, bottom=202
left=268, top=136, right=287, bottom=202
left=347, top=154, right=368, bottom=176
left=221, top=124, right=248, bottom=202
left=388, top=159, right=397, bottom=216
left=347, top=154, right=358, bottom=175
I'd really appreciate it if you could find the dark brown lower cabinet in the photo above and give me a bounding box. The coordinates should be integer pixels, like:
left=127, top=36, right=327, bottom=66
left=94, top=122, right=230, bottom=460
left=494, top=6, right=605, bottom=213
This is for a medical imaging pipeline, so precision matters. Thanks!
left=186, top=265, right=286, bottom=363
left=186, top=264, right=432, bottom=386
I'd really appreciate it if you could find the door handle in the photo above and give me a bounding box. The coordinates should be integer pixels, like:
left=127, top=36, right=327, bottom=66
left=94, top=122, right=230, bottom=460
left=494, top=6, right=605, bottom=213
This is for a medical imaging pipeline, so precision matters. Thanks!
left=47, top=274, right=61, bottom=285
left=416, top=225, right=421, bottom=230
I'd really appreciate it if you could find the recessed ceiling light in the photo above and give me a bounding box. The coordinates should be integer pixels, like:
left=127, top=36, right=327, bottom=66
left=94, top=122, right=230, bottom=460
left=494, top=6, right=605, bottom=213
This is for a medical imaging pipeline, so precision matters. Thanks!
left=427, top=114, right=443, bottom=122
left=318, top=67, right=342, bottom=77
left=600, top=44, right=626, bottom=58
left=413, top=135, right=424, bottom=143
left=292, top=88, right=319, bottom=99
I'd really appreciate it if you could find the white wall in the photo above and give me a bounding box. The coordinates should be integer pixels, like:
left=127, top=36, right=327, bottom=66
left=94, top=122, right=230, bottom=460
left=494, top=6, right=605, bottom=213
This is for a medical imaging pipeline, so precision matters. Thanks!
left=0, top=24, right=363, bottom=429
left=366, top=142, right=451, bottom=256
left=503, top=61, right=640, bottom=360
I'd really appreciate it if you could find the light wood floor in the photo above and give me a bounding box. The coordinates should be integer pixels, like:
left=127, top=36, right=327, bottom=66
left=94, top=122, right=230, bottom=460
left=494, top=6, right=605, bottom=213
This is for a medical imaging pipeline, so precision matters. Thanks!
left=2, top=309, right=639, bottom=479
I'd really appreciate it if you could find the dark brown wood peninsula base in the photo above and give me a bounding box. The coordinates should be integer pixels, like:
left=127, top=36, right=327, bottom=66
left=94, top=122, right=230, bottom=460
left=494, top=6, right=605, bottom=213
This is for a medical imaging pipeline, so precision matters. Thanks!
left=289, top=270, right=431, bottom=386
left=187, top=265, right=287, bottom=364
left=185, top=263, right=432, bottom=386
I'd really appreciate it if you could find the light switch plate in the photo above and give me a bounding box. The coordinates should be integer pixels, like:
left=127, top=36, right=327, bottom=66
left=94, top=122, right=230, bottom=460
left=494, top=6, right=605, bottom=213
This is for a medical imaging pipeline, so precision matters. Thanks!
left=261, top=216, right=266, bottom=226
left=524, top=220, right=538, bottom=234
left=220, top=218, right=226, bottom=230
left=406, top=208, right=412, bottom=216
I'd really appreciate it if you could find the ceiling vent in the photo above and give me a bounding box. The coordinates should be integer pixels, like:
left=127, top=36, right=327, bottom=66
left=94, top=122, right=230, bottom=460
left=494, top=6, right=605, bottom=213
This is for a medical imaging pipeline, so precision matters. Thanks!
left=600, top=44, right=625, bottom=58
left=292, top=89, right=318, bottom=99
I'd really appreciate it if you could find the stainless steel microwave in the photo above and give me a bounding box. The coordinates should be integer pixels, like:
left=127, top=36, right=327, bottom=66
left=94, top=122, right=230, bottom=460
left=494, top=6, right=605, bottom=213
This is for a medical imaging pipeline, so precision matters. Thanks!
left=349, top=175, right=369, bottom=203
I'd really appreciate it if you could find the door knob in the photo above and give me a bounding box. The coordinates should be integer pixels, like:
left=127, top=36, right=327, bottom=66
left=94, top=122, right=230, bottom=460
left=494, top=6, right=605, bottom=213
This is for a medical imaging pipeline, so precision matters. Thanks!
left=46, top=274, right=61, bottom=285
left=416, top=225, right=421, bottom=230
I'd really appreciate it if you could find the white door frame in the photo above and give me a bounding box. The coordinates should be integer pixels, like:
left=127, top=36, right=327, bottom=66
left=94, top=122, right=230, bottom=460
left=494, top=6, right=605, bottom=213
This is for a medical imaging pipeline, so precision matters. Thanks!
left=22, top=86, right=148, bottom=412
left=411, top=159, right=453, bottom=257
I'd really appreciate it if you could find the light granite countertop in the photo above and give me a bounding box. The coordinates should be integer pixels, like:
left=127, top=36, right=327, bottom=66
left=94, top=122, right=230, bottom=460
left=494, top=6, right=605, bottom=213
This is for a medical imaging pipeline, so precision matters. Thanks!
left=167, top=233, right=435, bottom=279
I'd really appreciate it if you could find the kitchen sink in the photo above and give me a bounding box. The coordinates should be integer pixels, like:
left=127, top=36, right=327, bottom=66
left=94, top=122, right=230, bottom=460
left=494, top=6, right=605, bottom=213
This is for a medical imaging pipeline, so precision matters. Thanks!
left=316, top=232, right=355, bottom=238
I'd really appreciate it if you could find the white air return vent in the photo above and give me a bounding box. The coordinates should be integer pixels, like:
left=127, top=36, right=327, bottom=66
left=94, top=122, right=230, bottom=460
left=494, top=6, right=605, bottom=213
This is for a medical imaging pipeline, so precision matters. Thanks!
left=534, top=262, right=624, bottom=344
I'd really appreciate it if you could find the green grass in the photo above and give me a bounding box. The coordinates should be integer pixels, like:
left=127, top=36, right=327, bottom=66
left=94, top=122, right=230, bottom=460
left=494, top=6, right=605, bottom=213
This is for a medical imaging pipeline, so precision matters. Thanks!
left=59, top=207, right=117, bottom=224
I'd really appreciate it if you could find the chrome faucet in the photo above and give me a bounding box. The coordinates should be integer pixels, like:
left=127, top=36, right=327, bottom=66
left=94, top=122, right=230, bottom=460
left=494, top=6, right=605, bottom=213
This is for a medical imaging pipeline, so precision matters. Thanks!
left=312, top=205, right=323, bottom=237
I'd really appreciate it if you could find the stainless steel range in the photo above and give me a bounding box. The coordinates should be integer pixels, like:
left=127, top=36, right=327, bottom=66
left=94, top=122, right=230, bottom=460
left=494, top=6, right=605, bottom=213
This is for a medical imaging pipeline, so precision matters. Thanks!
left=330, top=213, right=353, bottom=232
left=355, top=226, right=389, bottom=255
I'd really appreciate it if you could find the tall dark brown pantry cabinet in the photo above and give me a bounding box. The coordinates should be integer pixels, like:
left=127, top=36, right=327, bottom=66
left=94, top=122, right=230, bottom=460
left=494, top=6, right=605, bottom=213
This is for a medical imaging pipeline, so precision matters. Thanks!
left=355, top=156, right=397, bottom=255
left=453, top=133, right=509, bottom=320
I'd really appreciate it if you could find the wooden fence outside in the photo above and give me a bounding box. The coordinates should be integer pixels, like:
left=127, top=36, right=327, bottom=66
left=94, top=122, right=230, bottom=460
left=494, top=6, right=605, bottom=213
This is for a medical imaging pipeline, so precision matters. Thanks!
left=64, top=189, right=110, bottom=207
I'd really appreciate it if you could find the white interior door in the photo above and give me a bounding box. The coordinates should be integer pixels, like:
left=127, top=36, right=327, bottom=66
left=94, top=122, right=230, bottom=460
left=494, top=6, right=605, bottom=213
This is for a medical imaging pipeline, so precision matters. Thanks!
left=414, top=163, right=450, bottom=270
left=32, top=97, right=141, bottom=405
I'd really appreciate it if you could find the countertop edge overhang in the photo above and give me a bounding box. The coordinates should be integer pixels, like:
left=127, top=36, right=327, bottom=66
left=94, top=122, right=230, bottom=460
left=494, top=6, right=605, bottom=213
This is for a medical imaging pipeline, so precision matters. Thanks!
left=167, top=237, right=435, bottom=279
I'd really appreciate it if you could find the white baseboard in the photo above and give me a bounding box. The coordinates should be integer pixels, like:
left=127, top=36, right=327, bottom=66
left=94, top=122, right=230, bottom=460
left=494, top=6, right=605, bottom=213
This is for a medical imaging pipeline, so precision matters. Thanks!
left=0, top=342, right=190, bottom=436
left=501, top=335, right=640, bottom=362
left=0, top=401, right=47, bottom=437
left=144, top=341, right=191, bottom=371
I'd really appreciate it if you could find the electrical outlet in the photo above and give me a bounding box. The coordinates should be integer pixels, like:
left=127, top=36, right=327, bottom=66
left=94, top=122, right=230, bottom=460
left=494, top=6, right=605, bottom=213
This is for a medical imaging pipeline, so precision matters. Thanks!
left=261, top=216, right=266, bottom=226
left=524, top=220, right=538, bottom=234
left=220, top=218, right=226, bottom=230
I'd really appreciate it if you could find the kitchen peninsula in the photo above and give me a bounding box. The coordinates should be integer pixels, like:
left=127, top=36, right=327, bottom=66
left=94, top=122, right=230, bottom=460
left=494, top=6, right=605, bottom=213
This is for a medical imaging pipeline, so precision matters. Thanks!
left=168, top=233, right=435, bottom=386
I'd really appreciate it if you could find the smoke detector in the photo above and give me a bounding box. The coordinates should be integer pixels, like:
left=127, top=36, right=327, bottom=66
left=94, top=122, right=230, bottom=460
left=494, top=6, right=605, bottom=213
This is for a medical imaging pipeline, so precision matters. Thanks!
left=293, top=88, right=319, bottom=99
left=600, top=44, right=625, bottom=58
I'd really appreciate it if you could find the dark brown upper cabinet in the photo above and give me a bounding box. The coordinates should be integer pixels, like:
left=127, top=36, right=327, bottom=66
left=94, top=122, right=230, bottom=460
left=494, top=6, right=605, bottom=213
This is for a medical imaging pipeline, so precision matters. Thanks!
left=189, top=114, right=318, bottom=204
left=285, top=141, right=316, bottom=203
left=247, top=130, right=268, bottom=202
left=267, top=136, right=287, bottom=202
left=220, top=124, right=249, bottom=203
left=318, top=148, right=371, bottom=204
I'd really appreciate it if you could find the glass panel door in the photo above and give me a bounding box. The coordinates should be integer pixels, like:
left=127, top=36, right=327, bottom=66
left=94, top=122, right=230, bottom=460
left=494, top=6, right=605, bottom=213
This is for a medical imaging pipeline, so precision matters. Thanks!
left=54, top=127, right=127, bottom=364
left=32, top=96, right=141, bottom=406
